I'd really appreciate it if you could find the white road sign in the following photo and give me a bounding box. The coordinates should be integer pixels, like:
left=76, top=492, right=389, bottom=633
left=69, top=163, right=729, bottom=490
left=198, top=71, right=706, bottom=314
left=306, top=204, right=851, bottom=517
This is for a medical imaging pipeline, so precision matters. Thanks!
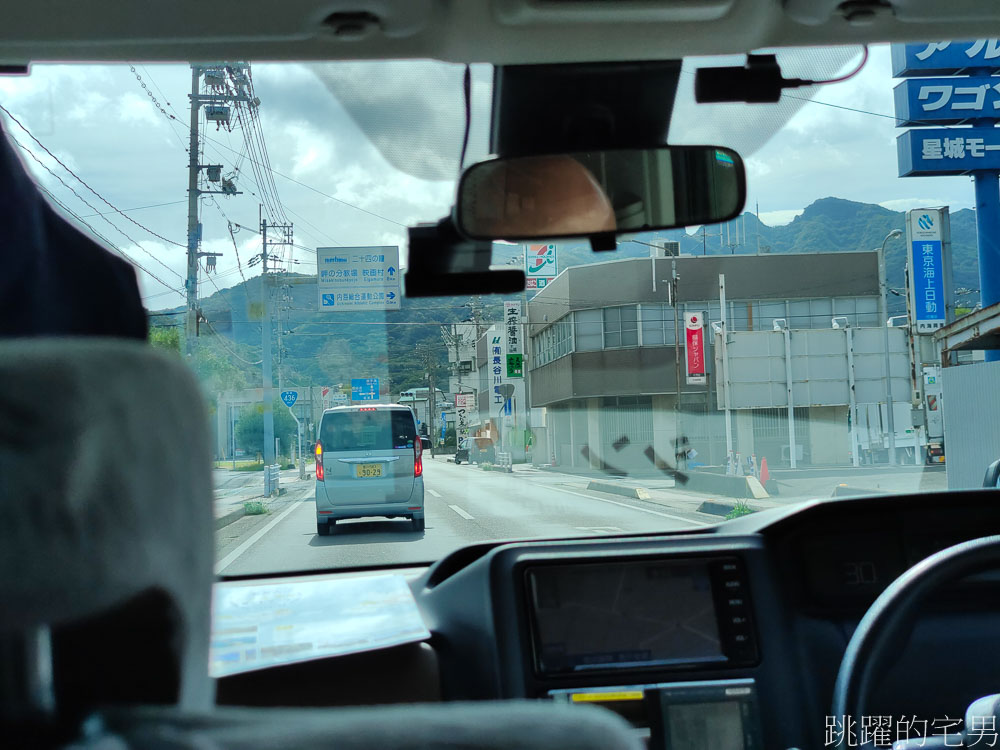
left=317, top=246, right=401, bottom=311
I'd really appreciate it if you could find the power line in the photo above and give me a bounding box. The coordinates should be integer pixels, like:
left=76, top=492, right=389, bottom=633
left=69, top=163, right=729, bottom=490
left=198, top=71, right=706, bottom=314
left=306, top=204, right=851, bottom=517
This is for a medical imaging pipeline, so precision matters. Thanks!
left=18, top=138, right=185, bottom=285
left=36, top=183, right=186, bottom=297
left=202, top=318, right=263, bottom=365
left=227, top=220, right=250, bottom=287
left=203, top=134, right=406, bottom=228
left=0, top=102, right=187, bottom=248
left=77, top=199, right=186, bottom=219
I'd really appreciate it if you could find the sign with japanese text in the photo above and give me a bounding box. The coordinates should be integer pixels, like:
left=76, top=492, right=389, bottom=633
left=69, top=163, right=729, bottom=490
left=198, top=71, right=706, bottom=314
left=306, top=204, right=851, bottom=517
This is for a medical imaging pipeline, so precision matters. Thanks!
left=490, top=332, right=504, bottom=407
left=893, top=76, right=1000, bottom=126
left=892, top=40, right=1000, bottom=78
left=317, top=246, right=400, bottom=311
left=685, top=312, right=707, bottom=385
left=897, top=127, right=1000, bottom=176
left=503, top=301, right=523, bottom=377
left=454, top=394, right=471, bottom=441
left=280, top=390, right=298, bottom=408
left=906, top=208, right=950, bottom=334
left=524, top=244, right=557, bottom=290
left=351, top=377, right=380, bottom=401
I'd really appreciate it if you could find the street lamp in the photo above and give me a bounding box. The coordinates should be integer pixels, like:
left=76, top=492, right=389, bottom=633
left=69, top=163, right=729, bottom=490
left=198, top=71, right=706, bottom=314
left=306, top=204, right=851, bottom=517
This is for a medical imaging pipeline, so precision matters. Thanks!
left=879, top=228, right=903, bottom=466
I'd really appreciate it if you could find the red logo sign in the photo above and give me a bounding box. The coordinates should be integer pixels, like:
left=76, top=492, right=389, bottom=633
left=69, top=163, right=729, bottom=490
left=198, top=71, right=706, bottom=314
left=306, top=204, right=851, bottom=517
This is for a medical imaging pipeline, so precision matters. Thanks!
left=686, top=326, right=705, bottom=376
left=685, top=312, right=706, bottom=384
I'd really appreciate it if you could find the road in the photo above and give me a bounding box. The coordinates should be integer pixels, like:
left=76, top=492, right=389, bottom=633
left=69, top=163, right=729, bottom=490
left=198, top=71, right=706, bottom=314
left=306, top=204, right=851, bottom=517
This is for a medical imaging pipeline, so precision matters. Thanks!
left=216, top=457, right=717, bottom=577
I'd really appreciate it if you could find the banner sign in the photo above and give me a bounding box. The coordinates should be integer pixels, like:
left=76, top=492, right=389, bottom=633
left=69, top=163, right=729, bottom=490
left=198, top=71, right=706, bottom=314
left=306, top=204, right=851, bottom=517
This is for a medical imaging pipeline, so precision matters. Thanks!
left=892, top=40, right=1000, bottom=78
left=455, top=394, right=471, bottom=441
left=504, top=301, right=523, bottom=378
left=685, top=312, right=707, bottom=385
left=491, top=334, right=504, bottom=406
left=897, top=126, right=1000, bottom=176
left=893, top=76, right=1000, bottom=126
left=906, top=208, right=950, bottom=334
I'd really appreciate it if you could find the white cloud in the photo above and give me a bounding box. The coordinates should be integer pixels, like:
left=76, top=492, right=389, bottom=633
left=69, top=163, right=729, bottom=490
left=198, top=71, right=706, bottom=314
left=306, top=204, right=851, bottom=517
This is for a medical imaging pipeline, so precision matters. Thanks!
left=759, top=209, right=804, bottom=226
left=878, top=197, right=952, bottom=212
left=117, top=92, right=161, bottom=128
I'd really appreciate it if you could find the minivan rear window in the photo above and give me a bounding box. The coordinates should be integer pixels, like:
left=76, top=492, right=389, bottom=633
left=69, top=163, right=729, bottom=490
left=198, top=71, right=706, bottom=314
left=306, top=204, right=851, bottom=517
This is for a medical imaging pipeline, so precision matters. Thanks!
left=320, top=410, right=417, bottom=452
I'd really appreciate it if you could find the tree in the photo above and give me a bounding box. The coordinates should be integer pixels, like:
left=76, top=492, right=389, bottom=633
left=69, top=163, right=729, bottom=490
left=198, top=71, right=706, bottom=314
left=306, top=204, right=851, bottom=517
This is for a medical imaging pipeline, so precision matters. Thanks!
left=149, top=326, right=181, bottom=354
left=235, top=399, right=298, bottom=459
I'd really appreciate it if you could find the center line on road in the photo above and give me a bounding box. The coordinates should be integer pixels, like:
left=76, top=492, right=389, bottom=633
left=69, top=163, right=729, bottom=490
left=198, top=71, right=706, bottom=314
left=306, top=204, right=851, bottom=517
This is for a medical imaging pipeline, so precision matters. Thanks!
left=427, top=489, right=442, bottom=498
left=449, top=504, right=474, bottom=520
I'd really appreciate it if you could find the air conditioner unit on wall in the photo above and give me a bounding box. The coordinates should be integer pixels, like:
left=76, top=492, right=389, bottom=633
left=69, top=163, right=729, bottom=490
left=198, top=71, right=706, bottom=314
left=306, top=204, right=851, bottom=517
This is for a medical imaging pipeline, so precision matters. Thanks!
left=651, top=240, right=680, bottom=258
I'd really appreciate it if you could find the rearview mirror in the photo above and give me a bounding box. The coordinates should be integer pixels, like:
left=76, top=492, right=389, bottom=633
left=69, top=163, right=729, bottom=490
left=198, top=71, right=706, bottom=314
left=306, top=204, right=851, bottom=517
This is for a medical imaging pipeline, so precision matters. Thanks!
left=455, top=146, right=746, bottom=241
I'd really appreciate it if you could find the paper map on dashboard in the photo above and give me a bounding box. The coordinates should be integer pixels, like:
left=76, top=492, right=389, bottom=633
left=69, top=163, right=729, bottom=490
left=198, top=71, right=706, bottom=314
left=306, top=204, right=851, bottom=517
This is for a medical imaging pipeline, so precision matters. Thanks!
left=210, top=574, right=430, bottom=677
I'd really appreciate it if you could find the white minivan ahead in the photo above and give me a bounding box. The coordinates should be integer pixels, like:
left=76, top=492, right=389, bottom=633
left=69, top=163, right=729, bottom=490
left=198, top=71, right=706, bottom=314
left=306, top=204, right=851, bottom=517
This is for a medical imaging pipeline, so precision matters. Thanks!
left=314, top=405, right=425, bottom=535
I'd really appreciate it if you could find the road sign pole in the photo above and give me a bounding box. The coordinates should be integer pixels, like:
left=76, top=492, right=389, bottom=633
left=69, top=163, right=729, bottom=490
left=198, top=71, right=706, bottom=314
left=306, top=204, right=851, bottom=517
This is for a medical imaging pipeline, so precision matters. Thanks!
left=975, top=171, right=1000, bottom=361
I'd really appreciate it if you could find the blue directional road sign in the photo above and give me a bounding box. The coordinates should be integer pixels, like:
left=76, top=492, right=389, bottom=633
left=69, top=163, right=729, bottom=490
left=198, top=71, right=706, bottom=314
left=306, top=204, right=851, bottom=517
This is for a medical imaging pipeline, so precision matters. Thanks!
left=317, top=246, right=401, bottom=311
left=892, top=40, right=1000, bottom=77
left=351, top=377, right=380, bottom=401
left=894, top=77, right=1000, bottom=126
left=280, top=390, right=298, bottom=408
left=897, top=127, right=1000, bottom=176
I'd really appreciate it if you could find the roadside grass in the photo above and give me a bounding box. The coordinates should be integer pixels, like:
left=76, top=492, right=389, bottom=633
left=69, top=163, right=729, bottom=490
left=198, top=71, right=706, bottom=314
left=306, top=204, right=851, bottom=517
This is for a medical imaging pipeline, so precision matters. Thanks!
left=725, top=500, right=756, bottom=520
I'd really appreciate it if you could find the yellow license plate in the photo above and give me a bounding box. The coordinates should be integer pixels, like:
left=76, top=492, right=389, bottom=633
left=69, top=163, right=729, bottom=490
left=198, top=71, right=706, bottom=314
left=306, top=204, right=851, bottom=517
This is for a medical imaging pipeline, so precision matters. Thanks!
left=356, top=463, right=382, bottom=478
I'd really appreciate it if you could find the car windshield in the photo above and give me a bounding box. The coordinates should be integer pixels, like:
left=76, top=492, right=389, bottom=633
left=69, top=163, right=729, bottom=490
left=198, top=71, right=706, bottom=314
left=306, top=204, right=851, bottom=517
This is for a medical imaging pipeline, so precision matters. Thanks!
left=0, top=45, right=983, bottom=577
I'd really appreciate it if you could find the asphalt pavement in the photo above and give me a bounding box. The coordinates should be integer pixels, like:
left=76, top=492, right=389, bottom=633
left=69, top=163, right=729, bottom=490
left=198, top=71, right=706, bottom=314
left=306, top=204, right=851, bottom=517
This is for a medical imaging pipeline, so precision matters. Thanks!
left=214, top=456, right=720, bottom=577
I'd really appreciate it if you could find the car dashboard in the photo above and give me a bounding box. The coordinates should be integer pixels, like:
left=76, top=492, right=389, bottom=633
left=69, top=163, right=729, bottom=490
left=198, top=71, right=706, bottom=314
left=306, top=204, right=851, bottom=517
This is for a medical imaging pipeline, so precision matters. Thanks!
left=217, top=490, right=1000, bottom=749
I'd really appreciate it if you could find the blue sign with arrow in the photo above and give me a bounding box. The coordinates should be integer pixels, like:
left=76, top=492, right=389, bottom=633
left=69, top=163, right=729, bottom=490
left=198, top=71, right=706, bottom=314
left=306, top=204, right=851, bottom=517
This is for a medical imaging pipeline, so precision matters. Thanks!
left=280, top=390, right=298, bottom=408
left=351, top=377, right=380, bottom=401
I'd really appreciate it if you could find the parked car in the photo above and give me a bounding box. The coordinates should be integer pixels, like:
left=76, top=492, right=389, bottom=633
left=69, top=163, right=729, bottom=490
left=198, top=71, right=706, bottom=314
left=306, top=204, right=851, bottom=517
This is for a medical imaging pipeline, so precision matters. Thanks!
left=314, top=405, right=425, bottom=535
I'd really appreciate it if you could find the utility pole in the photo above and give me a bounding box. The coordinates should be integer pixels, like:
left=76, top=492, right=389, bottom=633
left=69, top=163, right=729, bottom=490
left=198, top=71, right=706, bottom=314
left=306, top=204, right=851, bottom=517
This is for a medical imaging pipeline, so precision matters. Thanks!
left=879, top=229, right=903, bottom=465
left=261, top=213, right=275, bottom=469
left=185, top=62, right=248, bottom=355
left=670, top=260, right=682, bottom=467
left=185, top=66, right=201, bottom=355
left=259, top=210, right=294, bottom=471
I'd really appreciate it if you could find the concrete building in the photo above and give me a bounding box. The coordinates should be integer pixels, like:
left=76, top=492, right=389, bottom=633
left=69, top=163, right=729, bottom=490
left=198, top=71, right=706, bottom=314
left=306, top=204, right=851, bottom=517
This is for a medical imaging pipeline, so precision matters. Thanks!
left=526, top=251, right=909, bottom=473
left=444, top=322, right=479, bottom=399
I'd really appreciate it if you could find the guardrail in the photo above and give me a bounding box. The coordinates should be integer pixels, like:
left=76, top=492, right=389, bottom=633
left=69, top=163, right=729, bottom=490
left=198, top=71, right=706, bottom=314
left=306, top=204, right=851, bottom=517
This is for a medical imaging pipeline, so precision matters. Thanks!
left=264, top=464, right=281, bottom=495
left=496, top=452, right=513, bottom=473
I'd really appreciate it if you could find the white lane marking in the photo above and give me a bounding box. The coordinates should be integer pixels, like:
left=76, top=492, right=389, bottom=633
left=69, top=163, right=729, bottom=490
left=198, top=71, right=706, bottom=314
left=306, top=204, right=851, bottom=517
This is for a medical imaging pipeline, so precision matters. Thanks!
left=449, top=504, right=474, bottom=520
left=427, top=489, right=442, bottom=498
left=215, top=496, right=306, bottom=574
left=575, top=526, right=625, bottom=535
left=548, top=486, right=711, bottom=527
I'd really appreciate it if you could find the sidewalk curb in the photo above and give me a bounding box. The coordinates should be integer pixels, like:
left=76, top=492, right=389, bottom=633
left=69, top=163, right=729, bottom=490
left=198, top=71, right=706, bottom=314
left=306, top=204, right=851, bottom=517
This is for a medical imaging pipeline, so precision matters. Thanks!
left=587, top=480, right=651, bottom=500
left=215, top=508, right=246, bottom=530
left=696, top=499, right=763, bottom=517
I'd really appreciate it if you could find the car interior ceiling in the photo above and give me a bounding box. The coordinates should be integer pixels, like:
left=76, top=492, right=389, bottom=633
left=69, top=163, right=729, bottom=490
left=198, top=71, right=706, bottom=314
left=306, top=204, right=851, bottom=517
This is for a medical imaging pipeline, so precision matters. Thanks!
left=5, top=2, right=1000, bottom=750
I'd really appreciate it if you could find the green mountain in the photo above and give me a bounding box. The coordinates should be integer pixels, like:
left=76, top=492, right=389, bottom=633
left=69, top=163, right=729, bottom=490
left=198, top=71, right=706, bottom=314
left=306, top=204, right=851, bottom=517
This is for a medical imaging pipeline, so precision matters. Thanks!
left=153, top=196, right=983, bottom=397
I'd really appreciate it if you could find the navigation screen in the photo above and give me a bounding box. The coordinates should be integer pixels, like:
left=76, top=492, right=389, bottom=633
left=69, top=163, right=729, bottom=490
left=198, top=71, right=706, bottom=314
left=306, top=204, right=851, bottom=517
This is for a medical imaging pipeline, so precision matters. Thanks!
left=528, top=560, right=724, bottom=673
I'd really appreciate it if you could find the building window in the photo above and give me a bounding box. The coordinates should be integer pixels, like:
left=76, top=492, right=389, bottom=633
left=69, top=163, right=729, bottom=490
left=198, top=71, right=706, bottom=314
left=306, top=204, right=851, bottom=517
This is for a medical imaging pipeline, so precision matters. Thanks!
left=640, top=303, right=677, bottom=346
left=533, top=316, right=573, bottom=367
left=603, top=305, right=638, bottom=348
left=575, top=309, right=603, bottom=351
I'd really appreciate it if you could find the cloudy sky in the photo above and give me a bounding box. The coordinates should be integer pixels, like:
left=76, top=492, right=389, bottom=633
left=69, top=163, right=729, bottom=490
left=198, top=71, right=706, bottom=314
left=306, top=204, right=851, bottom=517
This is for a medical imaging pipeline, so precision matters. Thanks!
left=0, top=44, right=978, bottom=310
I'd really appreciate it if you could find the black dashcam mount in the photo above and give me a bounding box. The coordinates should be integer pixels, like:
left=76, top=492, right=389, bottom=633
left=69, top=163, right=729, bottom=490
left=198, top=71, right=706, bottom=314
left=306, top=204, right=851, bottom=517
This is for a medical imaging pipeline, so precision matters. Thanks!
left=404, top=60, right=682, bottom=297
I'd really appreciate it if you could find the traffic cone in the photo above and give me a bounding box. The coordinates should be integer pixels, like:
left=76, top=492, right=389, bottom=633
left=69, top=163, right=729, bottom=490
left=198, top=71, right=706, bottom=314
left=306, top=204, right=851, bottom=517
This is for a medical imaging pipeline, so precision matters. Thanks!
left=760, top=457, right=770, bottom=484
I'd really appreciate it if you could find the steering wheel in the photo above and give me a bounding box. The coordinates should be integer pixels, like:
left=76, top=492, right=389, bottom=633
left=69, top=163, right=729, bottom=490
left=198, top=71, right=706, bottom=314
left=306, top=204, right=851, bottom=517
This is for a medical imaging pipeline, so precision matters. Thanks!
left=831, top=535, right=1000, bottom=749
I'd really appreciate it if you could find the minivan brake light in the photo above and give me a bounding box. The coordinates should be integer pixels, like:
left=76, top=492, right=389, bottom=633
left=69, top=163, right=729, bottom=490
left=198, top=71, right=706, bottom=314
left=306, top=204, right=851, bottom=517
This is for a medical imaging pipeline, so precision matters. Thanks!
left=315, top=440, right=324, bottom=481
left=414, top=438, right=423, bottom=478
